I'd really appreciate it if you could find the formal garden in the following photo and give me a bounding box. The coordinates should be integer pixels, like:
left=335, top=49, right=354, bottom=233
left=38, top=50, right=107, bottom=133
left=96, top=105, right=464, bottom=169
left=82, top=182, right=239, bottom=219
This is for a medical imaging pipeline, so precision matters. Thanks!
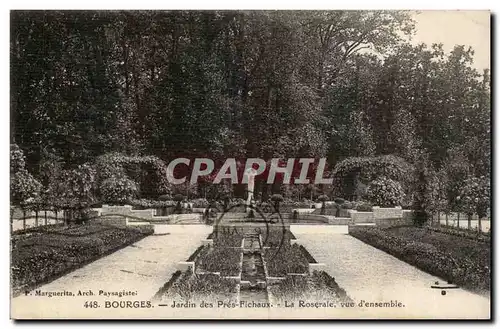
left=10, top=143, right=491, bottom=300
left=10, top=11, right=490, bottom=315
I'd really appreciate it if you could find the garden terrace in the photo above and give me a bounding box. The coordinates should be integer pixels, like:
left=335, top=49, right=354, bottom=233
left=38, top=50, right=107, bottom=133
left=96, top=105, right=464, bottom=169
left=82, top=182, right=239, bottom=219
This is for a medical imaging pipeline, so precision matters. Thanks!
left=349, top=225, right=490, bottom=293
left=11, top=222, right=153, bottom=296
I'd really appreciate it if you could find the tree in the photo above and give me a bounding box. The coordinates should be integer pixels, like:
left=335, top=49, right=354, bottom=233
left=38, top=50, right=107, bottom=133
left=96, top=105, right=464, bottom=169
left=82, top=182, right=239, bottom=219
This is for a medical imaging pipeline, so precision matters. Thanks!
left=173, top=194, right=185, bottom=214
left=457, top=176, right=490, bottom=231
left=10, top=144, right=42, bottom=206
left=270, top=194, right=284, bottom=213
left=317, top=194, right=329, bottom=215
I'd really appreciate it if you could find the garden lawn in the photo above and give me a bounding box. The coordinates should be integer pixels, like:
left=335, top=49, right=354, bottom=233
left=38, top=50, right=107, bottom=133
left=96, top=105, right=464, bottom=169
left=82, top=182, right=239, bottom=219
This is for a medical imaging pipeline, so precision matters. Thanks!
left=11, top=222, right=153, bottom=295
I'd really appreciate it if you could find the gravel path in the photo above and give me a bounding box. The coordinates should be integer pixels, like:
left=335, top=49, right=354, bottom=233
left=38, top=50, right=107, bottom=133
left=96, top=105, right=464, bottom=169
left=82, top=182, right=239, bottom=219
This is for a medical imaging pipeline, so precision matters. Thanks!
left=291, top=225, right=490, bottom=319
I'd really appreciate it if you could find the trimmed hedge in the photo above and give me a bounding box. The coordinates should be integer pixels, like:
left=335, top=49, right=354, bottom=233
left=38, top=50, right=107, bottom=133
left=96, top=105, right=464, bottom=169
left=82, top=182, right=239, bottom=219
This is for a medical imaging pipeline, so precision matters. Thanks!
left=349, top=226, right=490, bottom=293
left=11, top=223, right=153, bottom=296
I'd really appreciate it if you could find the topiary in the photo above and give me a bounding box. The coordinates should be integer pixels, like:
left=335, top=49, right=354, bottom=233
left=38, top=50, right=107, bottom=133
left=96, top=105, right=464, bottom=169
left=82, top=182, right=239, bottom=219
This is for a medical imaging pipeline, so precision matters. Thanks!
left=159, top=194, right=172, bottom=201
left=270, top=194, right=284, bottom=202
left=341, top=201, right=354, bottom=210
left=270, top=194, right=284, bottom=212
left=317, top=194, right=329, bottom=214
left=317, top=194, right=329, bottom=202
left=173, top=194, right=185, bottom=202
left=334, top=197, right=345, bottom=204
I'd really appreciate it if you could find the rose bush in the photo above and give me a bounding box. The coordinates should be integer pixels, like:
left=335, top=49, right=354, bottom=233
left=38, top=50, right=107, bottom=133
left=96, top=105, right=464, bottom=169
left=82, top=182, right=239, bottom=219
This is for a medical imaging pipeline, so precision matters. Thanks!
left=366, top=176, right=405, bottom=207
left=100, top=176, right=138, bottom=204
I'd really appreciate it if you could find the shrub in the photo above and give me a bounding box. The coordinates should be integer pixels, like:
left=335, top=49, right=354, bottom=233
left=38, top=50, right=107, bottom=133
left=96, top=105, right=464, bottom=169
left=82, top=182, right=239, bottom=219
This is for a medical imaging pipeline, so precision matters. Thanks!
left=354, top=201, right=372, bottom=212
left=10, top=144, right=43, bottom=205
left=100, top=176, right=138, bottom=204
left=191, top=198, right=209, bottom=208
left=10, top=144, right=26, bottom=174
left=95, top=153, right=172, bottom=198
left=317, top=194, right=329, bottom=202
left=159, top=194, right=172, bottom=201
left=11, top=169, right=43, bottom=205
left=341, top=201, right=354, bottom=209
left=270, top=194, right=284, bottom=202
left=366, top=176, right=404, bottom=207
left=334, top=197, right=345, bottom=204
left=129, top=199, right=175, bottom=209
left=173, top=194, right=185, bottom=202
left=332, top=155, right=412, bottom=198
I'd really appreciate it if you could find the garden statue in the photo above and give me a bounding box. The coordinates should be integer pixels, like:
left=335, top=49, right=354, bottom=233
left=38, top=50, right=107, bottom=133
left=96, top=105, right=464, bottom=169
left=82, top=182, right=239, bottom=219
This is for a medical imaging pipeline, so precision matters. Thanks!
left=244, top=167, right=257, bottom=213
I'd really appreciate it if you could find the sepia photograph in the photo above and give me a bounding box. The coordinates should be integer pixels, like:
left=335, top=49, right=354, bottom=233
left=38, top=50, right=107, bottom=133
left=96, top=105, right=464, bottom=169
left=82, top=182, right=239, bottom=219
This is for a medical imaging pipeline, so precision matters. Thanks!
left=9, top=8, right=491, bottom=320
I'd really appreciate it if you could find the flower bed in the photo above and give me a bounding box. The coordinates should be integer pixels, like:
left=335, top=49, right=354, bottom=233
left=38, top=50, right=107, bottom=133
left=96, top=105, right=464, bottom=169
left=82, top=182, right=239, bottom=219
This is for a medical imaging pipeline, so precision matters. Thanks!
left=11, top=223, right=153, bottom=295
left=261, top=230, right=294, bottom=248
left=299, top=245, right=317, bottom=263
left=163, top=268, right=238, bottom=302
left=212, top=232, right=243, bottom=248
left=196, top=246, right=242, bottom=276
left=187, top=245, right=205, bottom=262
left=263, top=243, right=309, bottom=277
left=349, top=226, right=490, bottom=293
left=268, top=271, right=351, bottom=303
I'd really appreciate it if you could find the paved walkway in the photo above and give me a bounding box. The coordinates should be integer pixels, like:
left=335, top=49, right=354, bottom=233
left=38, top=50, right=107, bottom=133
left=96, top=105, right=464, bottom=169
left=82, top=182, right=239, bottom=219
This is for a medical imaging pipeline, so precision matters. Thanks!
left=11, top=224, right=212, bottom=319
left=291, top=225, right=490, bottom=319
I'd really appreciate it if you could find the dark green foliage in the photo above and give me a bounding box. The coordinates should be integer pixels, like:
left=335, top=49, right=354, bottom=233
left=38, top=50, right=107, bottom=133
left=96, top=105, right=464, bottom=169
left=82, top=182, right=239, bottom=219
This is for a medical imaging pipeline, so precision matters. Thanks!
left=349, top=226, right=490, bottom=293
left=173, top=194, right=185, bottom=202
left=270, top=194, right=284, bottom=202
left=196, top=246, right=242, bottom=276
left=317, top=194, right=329, bottom=202
left=10, top=11, right=490, bottom=210
left=366, top=176, right=405, bottom=207
left=263, top=244, right=309, bottom=276
left=158, top=194, right=172, bottom=201
left=11, top=223, right=153, bottom=295
left=332, top=155, right=412, bottom=199
left=164, top=269, right=238, bottom=302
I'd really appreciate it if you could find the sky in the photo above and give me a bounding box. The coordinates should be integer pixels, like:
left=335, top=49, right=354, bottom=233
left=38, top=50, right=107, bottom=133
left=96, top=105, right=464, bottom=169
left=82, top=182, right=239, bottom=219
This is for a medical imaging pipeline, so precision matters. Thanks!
left=410, top=10, right=490, bottom=72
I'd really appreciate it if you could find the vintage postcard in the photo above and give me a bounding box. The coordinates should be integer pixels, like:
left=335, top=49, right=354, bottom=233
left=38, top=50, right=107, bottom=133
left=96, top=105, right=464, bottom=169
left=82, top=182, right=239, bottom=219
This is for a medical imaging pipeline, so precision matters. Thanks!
left=10, top=10, right=491, bottom=319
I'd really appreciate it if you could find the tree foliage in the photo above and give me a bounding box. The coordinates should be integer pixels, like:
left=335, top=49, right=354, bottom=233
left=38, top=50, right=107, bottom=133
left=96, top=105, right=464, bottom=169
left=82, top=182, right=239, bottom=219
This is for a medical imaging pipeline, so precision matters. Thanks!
left=10, top=11, right=490, bottom=209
